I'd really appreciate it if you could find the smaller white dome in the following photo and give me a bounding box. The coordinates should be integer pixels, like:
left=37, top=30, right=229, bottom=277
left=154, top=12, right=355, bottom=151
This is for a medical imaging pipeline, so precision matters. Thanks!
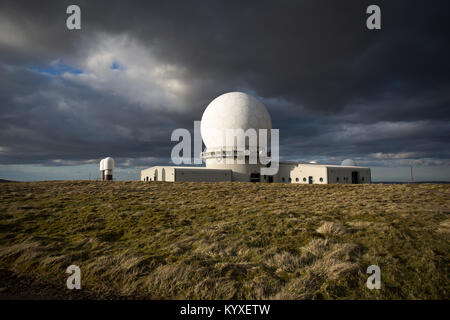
left=104, top=157, right=115, bottom=170
left=100, top=159, right=105, bottom=171
left=309, top=160, right=318, bottom=164
left=341, top=159, right=357, bottom=166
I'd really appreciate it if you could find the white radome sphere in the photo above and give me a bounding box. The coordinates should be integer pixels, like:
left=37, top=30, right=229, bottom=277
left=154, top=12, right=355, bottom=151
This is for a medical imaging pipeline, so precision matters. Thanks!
left=201, top=92, right=272, bottom=151
left=341, top=159, right=357, bottom=166
left=104, top=157, right=115, bottom=170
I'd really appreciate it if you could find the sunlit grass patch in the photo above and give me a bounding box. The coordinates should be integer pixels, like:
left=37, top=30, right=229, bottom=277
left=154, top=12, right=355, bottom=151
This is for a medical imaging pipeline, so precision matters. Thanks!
left=0, top=181, right=449, bottom=299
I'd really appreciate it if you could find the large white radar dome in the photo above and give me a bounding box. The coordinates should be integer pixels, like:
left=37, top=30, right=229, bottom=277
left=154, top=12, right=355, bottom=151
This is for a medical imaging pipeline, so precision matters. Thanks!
left=200, top=92, right=272, bottom=151
left=341, top=159, right=357, bottom=166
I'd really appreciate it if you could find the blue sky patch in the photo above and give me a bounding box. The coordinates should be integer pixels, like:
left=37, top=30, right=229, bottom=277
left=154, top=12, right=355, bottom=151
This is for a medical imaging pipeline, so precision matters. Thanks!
left=30, top=62, right=83, bottom=76
left=110, top=61, right=123, bottom=70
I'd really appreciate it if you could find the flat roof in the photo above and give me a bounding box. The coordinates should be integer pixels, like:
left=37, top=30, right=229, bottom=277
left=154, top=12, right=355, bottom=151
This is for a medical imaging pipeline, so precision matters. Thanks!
left=142, top=164, right=370, bottom=172
left=142, top=166, right=231, bottom=171
left=279, top=162, right=370, bottom=169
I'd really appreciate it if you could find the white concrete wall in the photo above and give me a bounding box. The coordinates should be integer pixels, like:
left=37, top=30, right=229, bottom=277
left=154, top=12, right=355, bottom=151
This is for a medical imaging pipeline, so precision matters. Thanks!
left=141, top=168, right=153, bottom=181
left=275, top=163, right=296, bottom=183
left=175, top=168, right=231, bottom=182
left=327, top=167, right=371, bottom=184
left=141, top=166, right=231, bottom=182
left=205, top=158, right=263, bottom=182
left=141, top=164, right=371, bottom=184
left=140, top=166, right=175, bottom=182
left=276, top=163, right=328, bottom=184
left=291, top=164, right=328, bottom=184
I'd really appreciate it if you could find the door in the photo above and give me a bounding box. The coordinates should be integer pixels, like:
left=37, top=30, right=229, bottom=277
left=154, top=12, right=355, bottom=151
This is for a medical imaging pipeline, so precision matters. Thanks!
left=250, top=173, right=260, bottom=182
left=352, top=171, right=359, bottom=184
left=162, top=168, right=166, bottom=181
left=308, top=176, right=313, bottom=184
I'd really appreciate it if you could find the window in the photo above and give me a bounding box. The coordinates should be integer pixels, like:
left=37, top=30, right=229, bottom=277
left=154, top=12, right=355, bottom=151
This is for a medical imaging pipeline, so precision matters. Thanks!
left=288, top=177, right=292, bottom=182
left=320, top=177, right=323, bottom=182
left=337, top=177, right=340, bottom=182
left=303, top=177, right=307, bottom=182
left=282, top=177, right=285, bottom=182
left=296, top=177, right=299, bottom=182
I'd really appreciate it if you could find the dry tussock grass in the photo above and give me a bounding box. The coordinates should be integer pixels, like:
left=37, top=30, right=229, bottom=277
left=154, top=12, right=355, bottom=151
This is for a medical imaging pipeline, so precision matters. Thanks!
left=437, top=219, right=450, bottom=234
left=0, top=181, right=449, bottom=299
left=316, top=221, right=346, bottom=236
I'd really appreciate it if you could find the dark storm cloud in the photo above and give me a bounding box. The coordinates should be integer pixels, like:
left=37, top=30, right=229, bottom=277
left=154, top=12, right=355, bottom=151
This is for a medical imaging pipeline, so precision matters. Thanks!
left=0, top=0, right=449, bottom=168
left=0, top=65, right=176, bottom=164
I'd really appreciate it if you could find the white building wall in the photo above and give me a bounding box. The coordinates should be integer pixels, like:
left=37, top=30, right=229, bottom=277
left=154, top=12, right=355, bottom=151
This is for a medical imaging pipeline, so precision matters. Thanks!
left=141, top=168, right=153, bottom=181
left=275, top=163, right=328, bottom=184
left=141, top=166, right=231, bottom=182
left=290, top=164, right=328, bottom=184
left=141, top=164, right=371, bottom=184
left=275, top=163, right=296, bottom=183
left=175, top=168, right=231, bottom=182
left=327, top=167, right=371, bottom=184
left=205, top=158, right=263, bottom=182
left=140, top=166, right=175, bottom=182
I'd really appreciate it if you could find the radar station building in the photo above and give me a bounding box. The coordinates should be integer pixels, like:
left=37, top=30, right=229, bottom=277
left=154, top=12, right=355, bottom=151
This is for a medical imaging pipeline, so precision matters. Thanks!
left=141, top=92, right=371, bottom=184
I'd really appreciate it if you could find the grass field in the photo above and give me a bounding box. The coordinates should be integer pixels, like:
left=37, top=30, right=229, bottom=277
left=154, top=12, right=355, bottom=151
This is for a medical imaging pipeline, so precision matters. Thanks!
left=0, top=181, right=449, bottom=299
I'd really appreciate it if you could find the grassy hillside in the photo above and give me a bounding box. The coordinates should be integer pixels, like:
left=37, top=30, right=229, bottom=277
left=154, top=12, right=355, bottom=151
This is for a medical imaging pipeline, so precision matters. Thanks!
left=0, top=181, right=448, bottom=299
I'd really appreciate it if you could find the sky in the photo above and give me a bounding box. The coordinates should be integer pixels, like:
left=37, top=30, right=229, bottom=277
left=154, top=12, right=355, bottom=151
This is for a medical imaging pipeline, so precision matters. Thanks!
left=0, top=0, right=449, bottom=182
